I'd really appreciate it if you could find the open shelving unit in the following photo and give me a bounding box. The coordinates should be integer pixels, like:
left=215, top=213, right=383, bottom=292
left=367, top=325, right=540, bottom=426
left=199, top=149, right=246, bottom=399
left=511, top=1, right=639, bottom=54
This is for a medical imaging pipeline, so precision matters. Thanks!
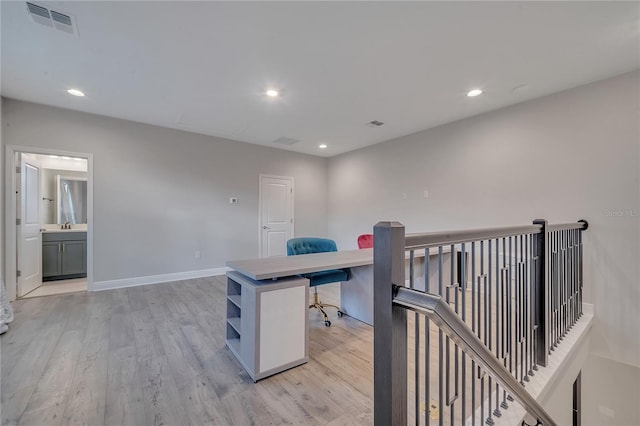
left=226, top=278, right=242, bottom=354
left=225, top=270, right=309, bottom=382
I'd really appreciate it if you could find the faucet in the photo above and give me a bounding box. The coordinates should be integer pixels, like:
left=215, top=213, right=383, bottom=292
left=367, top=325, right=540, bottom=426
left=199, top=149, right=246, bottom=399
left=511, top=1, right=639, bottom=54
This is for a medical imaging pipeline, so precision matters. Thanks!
left=61, top=221, right=71, bottom=230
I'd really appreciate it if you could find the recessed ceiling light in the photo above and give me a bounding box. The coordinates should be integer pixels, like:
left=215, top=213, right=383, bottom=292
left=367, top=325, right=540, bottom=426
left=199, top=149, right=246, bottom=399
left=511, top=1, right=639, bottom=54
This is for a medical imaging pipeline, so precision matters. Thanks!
left=265, top=89, right=279, bottom=97
left=467, top=89, right=483, bottom=97
left=318, top=144, right=328, bottom=149
left=67, top=88, right=85, bottom=97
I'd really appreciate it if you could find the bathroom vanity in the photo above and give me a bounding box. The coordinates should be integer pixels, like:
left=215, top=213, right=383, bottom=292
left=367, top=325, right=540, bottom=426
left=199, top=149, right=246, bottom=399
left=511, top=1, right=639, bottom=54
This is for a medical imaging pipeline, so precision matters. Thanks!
left=42, top=231, right=87, bottom=281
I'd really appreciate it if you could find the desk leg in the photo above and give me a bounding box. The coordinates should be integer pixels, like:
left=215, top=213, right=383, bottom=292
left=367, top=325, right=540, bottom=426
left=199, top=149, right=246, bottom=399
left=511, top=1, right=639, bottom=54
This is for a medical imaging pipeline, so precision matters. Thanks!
left=340, top=264, right=374, bottom=326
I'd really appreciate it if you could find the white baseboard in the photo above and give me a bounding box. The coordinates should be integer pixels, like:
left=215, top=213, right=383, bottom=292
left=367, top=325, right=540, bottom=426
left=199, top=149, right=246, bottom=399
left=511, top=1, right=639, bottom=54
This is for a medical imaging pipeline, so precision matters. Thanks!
left=91, top=267, right=231, bottom=292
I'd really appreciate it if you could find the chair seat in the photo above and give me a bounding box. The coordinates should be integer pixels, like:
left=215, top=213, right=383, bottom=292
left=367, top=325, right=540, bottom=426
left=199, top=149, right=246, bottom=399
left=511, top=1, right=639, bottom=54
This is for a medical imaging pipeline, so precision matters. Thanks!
left=303, top=269, right=350, bottom=287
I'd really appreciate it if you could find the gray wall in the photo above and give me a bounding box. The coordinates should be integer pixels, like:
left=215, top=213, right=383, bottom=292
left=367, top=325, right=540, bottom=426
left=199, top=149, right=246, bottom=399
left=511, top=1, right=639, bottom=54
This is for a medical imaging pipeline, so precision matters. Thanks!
left=2, top=98, right=328, bottom=283
left=328, top=72, right=639, bottom=421
left=583, top=353, right=640, bottom=425
left=0, top=96, right=4, bottom=291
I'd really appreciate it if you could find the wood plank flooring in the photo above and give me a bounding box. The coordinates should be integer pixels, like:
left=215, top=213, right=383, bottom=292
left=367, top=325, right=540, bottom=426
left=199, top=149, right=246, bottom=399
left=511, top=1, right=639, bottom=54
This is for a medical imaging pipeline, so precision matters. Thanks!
left=1, top=278, right=373, bottom=426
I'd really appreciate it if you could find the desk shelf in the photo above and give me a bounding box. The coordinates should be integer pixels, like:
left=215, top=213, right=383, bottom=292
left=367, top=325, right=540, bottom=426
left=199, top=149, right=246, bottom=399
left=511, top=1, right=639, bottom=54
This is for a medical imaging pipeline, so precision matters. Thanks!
left=225, top=271, right=309, bottom=382
left=227, top=317, right=241, bottom=334
left=227, top=337, right=240, bottom=355
left=227, top=295, right=242, bottom=308
left=226, top=279, right=242, bottom=338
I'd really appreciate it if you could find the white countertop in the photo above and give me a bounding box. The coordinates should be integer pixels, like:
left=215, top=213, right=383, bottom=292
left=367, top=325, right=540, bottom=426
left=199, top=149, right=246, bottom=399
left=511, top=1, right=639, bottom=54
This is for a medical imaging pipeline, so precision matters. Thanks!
left=42, top=224, right=87, bottom=233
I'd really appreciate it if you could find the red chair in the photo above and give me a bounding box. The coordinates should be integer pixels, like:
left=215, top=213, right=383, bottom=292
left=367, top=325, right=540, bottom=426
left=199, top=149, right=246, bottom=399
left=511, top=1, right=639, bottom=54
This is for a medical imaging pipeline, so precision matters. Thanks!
left=357, top=234, right=374, bottom=249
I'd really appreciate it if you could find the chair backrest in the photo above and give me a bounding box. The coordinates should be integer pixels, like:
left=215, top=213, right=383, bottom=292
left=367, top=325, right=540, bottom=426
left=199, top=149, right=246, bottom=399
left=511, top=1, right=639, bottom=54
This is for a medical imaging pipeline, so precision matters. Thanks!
left=287, top=237, right=338, bottom=256
left=357, top=234, right=374, bottom=249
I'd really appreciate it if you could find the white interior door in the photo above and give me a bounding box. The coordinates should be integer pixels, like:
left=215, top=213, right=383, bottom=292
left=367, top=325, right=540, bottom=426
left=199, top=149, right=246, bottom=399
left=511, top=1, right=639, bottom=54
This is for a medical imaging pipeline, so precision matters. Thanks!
left=259, top=175, right=294, bottom=257
left=17, top=154, right=43, bottom=296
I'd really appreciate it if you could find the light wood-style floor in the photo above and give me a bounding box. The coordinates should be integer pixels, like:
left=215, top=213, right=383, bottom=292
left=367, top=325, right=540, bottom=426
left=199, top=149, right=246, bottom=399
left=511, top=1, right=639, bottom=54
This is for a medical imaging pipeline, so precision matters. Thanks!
left=1, top=277, right=373, bottom=426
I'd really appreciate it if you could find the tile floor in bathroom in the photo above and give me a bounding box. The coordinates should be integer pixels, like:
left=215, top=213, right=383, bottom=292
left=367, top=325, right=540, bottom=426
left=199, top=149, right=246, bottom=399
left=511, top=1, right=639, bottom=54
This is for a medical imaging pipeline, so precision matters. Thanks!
left=21, top=278, right=87, bottom=298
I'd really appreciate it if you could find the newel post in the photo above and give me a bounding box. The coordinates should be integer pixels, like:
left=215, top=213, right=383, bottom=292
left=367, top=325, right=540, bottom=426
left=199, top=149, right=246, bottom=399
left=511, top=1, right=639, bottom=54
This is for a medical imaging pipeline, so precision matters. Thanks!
left=373, top=221, right=407, bottom=425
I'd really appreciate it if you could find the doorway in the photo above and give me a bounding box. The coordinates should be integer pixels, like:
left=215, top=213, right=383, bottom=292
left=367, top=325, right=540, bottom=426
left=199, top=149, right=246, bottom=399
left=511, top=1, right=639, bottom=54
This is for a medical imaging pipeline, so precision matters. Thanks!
left=5, top=145, right=93, bottom=301
left=258, top=175, right=294, bottom=258
left=573, top=371, right=581, bottom=426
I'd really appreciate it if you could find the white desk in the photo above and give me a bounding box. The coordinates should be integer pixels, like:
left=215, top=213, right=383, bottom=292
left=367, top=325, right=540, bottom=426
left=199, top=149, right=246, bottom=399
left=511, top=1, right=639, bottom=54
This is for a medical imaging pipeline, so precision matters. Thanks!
left=226, top=247, right=452, bottom=326
left=225, top=248, right=454, bottom=380
left=227, top=248, right=374, bottom=280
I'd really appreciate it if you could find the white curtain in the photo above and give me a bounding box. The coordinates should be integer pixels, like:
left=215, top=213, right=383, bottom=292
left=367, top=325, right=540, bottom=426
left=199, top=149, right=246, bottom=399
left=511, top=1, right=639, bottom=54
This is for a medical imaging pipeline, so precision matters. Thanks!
left=0, top=278, right=14, bottom=334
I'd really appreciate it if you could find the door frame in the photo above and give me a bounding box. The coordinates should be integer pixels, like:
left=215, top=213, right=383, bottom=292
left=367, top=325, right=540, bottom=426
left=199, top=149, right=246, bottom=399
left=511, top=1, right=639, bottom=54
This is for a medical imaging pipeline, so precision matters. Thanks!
left=258, top=174, right=294, bottom=258
left=4, top=145, right=94, bottom=301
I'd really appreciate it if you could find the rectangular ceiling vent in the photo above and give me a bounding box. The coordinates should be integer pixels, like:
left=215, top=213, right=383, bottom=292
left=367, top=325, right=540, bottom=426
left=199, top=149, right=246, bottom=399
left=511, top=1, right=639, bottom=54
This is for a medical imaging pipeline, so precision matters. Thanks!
left=26, top=2, right=78, bottom=37
left=26, top=2, right=51, bottom=26
left=272, top=137, right=301, bottom=146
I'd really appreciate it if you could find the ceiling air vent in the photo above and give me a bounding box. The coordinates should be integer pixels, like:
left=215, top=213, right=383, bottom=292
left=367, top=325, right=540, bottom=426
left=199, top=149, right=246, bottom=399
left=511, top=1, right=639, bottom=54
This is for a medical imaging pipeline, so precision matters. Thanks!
left=272, top=137, right=301, bottom=146
left=367, top=120, right=385, bottom=127
left=26, top=2, right=51, bottom=27
left=26, top=2, right=78, bottom=36
left=50, top=10, right=74, bottom=34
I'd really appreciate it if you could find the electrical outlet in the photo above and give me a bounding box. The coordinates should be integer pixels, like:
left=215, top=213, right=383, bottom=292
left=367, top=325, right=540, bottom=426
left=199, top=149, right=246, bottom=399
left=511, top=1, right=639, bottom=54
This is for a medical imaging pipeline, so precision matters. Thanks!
left=195, top=250, right=201, bottom=259
left=423, top=190, right=429, bottom=198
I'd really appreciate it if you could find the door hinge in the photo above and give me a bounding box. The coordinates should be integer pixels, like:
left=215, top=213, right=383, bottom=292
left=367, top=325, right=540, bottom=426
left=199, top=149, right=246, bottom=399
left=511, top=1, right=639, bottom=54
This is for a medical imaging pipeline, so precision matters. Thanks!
left=16, top=270, right=21, bottom=278
left=16, top=218, right=21, bottom=226
left=16, top=166, right=20, bottom=174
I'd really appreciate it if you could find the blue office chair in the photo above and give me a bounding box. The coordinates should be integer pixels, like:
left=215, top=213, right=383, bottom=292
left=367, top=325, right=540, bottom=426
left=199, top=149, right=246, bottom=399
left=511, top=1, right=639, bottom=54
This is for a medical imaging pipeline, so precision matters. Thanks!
left=287, top=237, right=350, bottom=327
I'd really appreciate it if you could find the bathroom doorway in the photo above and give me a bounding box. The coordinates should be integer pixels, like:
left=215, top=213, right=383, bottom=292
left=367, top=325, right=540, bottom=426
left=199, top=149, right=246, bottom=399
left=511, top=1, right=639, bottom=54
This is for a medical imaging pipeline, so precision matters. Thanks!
left=5, top=146, right=94, bottom=301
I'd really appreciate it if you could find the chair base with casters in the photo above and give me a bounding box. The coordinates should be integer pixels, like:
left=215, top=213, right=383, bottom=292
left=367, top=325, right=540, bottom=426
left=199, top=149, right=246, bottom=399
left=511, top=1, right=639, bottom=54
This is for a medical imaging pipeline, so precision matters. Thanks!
left=309, top=287, right=343, bottom=327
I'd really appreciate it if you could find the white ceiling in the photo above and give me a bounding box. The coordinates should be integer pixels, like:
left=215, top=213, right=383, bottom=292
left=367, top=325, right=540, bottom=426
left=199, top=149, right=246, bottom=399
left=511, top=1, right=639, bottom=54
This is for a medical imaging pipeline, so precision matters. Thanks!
left=31, top=153, right=87, bottom=172
left=2, top=1, right=638, bottom=157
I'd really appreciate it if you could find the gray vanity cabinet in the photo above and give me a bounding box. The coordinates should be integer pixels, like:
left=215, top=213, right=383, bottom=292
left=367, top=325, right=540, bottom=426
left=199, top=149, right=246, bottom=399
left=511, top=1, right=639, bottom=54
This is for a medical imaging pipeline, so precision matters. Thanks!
left=42, top=241, right=63, bottom=277
left=42, top=232, right=87, bottom=280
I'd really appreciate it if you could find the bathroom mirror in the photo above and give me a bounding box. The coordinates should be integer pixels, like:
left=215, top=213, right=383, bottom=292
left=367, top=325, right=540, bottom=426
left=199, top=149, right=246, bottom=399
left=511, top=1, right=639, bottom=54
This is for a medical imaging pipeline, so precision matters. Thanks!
left=56, top=175, right=88, bottom=224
